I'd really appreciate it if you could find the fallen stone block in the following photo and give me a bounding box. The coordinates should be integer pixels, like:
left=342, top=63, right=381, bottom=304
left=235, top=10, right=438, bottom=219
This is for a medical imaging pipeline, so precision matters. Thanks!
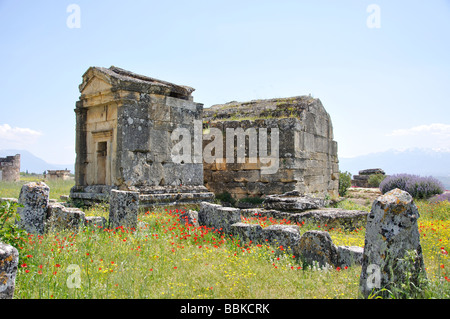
left=296, top=208, right=368, bottom=231
left=0, top=242, right=19, bottom=299
left=198, top=202, right=241, bottom=233
left=263, top=191, right=325, bottom=212
left=295, top=230, right=338, bottom=268
left=261, top=224, right=301, bottom=254
left=179, top=210, right=199, bottom=227
left=47, top=203, right=85, bottom=232
left=337, top=246, right=364, bottom=268
left=85, top=216, right=107, bottom=229
left=230, top=223, right=263, bottom=243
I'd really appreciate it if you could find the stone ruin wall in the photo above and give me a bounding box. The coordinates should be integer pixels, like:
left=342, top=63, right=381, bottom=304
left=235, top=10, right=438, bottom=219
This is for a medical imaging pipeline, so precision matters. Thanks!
left=202, top=96, right=339, bottom=200
left=45, top=169, right=72, bottom=180
left=0, top=154, right=20, bottom=182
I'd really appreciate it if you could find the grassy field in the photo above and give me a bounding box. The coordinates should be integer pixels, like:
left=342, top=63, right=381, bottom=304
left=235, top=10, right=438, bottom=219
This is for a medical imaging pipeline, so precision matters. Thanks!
left=0, top=175, right=74, bottom=201
left=1, top=179, right=449, bottom=299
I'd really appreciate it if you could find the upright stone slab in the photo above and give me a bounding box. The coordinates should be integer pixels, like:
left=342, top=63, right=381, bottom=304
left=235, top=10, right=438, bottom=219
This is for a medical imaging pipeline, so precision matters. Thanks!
left=109, top=190, right=139, bottom=229
left=359, top=188, right=426, bottom=298
left=0, top=242, right=19, bottom=299
left=16, top=182, right=50, bottom=235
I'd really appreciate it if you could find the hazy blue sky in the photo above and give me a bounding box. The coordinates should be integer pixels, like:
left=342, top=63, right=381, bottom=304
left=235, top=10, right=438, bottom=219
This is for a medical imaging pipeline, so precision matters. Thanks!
left=0, top=0, right=449, bottom=165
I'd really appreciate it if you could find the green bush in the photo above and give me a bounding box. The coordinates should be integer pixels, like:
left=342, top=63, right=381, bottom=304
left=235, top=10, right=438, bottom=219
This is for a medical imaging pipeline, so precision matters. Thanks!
left=339, top=171, right=352, bottom=197
left=0, top=201, right=27, bottom=255
left=367, top=173, right=386, bottom=188
left=215, top=191, right=236, bottom=205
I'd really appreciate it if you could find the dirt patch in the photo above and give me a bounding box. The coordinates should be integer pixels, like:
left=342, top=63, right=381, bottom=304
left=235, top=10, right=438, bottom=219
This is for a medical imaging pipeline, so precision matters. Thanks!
left=345, top=187, right=381, bottom=207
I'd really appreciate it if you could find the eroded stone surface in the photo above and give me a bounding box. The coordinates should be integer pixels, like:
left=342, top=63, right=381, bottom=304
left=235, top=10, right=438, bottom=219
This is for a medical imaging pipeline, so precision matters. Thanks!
left=261, top=224, right=301, bottom=255
left=85, top=216, right=107, bottom=229
left=203, top=96, right=339, bottom=199
left=109, top=189, right=139, bottom=229
left=263, top=191, right=326, bottom=212
left=47, top=203, right=85, bottom=232
left=0, top=242, right=19, bottom=299
left=295, top=230, right=338, bottom=268
left=16, top=182, right=50, bottom=235
left=230, top=223, right=263, bottom=243
left=179, top=210, right=199, bottom=227
left=198, top=202, right=241, bottom=233
left=337, top=246, right=364, bottom=268
left=359, top=188, right=426, bottom=298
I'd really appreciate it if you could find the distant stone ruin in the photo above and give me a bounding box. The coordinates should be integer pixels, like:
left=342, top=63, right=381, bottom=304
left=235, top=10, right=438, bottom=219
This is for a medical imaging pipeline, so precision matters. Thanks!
left=70, top=66, right=214, bottom=207
left=0, top=154, right=20, bottom=182
left=351, top=168, right=385, bottom=188
left=45, top=169, right=71, bottom=180
left=203, top=96, right=339, bottom=200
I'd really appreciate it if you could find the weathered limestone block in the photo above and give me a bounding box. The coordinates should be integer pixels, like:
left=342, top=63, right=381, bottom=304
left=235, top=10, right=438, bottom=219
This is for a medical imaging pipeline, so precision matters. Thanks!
left=296, top=208, right=368, bottom=230
left=109, top=190, right=139, bottom=229
left=263, top=190, right=326, bottom=212
left=0, top=242, right=19, bottom=299
left=295, top=230, right=338, bottom=268
left=47, top=204, right=86, bottom=232
left=16, top=182, right=50, bottom=235
left=359, top=188, right=426, bottom=299
left=203, top=96, right=339, bottom=199
left=337, top=246, right=364, bottom=268
left=85, top=216, right=107, bottom=229
left=230, top=223, right=263, bottom=243
left=179, top=210, right=199, bottom=227
left=198, top=202, right=241, bottom=233
left=261, top=225, right=301, bottom=254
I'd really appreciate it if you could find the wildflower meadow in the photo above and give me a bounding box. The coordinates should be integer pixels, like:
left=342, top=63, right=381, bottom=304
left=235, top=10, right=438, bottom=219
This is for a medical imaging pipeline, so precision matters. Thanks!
left=1, top=178, right=450, bottom=299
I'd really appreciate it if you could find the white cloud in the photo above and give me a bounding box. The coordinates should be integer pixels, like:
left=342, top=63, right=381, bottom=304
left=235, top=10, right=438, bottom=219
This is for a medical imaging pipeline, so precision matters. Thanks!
left=388, top=123, right=450, bottom=137
left=385, top=123, right=450, bottom=151
left=0, top=123, right=43, bottom=148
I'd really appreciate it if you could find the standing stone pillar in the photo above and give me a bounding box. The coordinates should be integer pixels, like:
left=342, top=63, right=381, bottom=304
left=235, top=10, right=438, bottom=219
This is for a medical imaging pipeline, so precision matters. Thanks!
left=109, top=190, right=139, bottom=229
left=359, top=188, right=426, bottom=298
left=16, top=182, right=50, bottom=235
left=0, top=242, right=19, bottom=299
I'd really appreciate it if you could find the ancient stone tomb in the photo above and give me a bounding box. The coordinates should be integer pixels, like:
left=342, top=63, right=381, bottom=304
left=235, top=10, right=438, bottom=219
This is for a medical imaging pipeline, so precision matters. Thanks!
left=202, top=96, right=339, bottom=200
left=70, top=66, right=213, bottom=207
left=0, top=154, right=20, bottom=182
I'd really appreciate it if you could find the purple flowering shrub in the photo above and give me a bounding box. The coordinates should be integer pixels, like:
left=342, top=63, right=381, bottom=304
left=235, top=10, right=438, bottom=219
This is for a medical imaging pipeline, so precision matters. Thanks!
left=379, top=173, right=445, bottom=199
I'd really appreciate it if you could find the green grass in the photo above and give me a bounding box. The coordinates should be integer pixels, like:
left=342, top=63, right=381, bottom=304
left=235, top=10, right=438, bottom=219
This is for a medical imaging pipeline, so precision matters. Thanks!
left=0, top=177, right=74, bottom=201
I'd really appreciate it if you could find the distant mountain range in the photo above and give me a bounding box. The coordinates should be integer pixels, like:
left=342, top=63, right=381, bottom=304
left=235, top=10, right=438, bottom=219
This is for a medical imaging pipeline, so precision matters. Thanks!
left=0, top=149, right=74, bottom=174
left=339, top=148, right=450, bottom=189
